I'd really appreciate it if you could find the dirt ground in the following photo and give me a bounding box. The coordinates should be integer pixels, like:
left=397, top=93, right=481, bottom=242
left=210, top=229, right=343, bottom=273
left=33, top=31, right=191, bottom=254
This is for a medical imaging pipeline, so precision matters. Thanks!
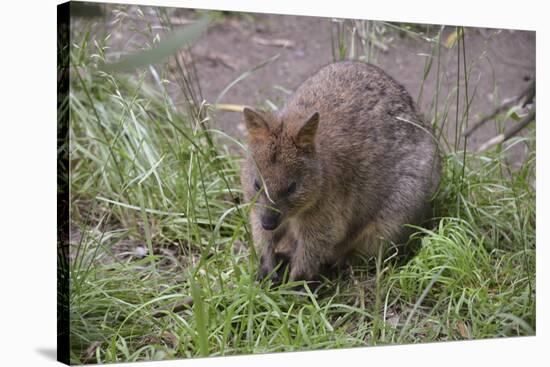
left=87, top=4, right=535, bottom=158
left=185, top=12, right=535, bottom=156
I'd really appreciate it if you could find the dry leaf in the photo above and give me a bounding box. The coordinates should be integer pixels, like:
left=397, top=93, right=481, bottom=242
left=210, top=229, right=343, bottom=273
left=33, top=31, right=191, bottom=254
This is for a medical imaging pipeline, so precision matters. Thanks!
left=457, top=321, right=470, bottom=339
left=444, top=28, right=464, bottom=48
left=83, top=341, right=102, bottom=361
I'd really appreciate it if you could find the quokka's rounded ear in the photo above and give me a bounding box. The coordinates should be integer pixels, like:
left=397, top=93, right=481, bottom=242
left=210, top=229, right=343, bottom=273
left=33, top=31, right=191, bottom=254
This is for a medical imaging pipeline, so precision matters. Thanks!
left=243, top=107, right=269, bottom=140
left=296, top=111, right=319, bottom=149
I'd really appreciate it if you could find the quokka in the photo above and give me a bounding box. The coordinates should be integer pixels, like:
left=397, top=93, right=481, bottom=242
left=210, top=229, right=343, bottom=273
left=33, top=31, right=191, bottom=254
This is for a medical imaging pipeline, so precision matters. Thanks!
left=241, top=61, right=441, bottom=283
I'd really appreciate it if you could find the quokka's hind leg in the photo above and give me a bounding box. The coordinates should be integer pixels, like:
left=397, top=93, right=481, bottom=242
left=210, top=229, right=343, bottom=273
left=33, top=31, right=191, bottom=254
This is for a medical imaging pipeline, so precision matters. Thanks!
left=352, top=219, right=389, bottom=256
left=353, top=196, right=430, bottom=261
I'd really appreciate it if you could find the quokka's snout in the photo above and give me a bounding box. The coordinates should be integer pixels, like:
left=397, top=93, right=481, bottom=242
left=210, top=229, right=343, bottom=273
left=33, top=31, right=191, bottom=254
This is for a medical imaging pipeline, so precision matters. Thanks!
left=260, top=207, right=281, bottom=231
left=241, top=61, right=441, bottom=284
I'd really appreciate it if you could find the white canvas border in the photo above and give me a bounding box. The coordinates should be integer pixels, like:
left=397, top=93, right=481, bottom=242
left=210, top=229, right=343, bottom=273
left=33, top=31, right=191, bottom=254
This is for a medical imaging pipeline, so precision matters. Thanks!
left=0, top=0, right=545, bottom=366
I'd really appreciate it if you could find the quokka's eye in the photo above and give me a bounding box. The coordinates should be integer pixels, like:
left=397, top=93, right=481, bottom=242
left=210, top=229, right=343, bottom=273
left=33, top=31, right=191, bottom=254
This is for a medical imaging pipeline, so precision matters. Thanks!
left=287, top=182, right=297, bottom=194
left=254, top=179, right=261, bottom=191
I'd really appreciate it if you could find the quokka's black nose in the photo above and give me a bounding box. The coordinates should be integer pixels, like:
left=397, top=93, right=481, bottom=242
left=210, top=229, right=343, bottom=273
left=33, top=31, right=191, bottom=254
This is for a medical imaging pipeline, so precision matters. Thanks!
left=261, top=212, right=280, bottom=230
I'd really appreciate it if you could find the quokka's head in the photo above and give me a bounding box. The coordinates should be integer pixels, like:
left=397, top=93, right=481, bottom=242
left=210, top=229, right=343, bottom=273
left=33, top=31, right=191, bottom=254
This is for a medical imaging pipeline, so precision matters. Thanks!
left=242, top=107, right=322, bottom=231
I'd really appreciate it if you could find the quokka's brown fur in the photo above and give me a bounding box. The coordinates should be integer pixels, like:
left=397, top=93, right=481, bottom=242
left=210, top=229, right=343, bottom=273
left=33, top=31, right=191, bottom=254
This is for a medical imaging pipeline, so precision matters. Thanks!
left=241, top=61, right=441, bottom=283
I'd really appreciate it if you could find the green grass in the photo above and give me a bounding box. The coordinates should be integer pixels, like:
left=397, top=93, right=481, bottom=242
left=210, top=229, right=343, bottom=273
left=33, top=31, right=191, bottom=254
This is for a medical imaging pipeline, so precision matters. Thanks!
left=65, top=9, right=535, bottom=364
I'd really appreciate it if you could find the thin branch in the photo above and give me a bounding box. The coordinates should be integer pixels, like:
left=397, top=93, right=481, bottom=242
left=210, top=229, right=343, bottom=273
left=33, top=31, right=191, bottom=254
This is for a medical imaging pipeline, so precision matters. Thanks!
left=476, top=110, right=535, bottom=153
left=463, top=79, right=535, bottom=137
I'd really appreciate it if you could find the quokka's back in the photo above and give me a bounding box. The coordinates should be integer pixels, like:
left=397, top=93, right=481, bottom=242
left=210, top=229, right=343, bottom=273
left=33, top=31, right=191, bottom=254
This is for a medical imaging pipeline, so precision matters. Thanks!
left=242, top=61, right=440, bottom=282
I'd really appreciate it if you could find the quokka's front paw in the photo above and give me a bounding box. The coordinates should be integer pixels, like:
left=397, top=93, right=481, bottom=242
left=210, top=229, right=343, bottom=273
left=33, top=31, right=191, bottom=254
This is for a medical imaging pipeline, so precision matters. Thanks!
left=257, top=251, right=285, bottom=285
left=287, top=241, right=322, bottom=283
left=289, top=260, right=319, bottom=283
left=289, top=269, right=315, bottom=283
left=288, top=267, right=322, bottom=292
left=258, top=265, right=281, bottom=285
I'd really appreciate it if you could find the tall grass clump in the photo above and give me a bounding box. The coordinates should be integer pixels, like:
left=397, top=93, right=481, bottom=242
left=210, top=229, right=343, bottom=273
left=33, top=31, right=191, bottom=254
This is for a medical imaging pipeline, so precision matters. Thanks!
left=387, top=145, right=535, bottom=344
left=68, top=11, right=254, bottom=362
left=67, top=8, right=535, bottom=364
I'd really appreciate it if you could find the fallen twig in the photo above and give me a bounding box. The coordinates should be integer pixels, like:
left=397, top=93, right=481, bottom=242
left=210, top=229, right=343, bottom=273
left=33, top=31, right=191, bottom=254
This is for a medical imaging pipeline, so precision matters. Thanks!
left=214, top=103, right=246, bottom=112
